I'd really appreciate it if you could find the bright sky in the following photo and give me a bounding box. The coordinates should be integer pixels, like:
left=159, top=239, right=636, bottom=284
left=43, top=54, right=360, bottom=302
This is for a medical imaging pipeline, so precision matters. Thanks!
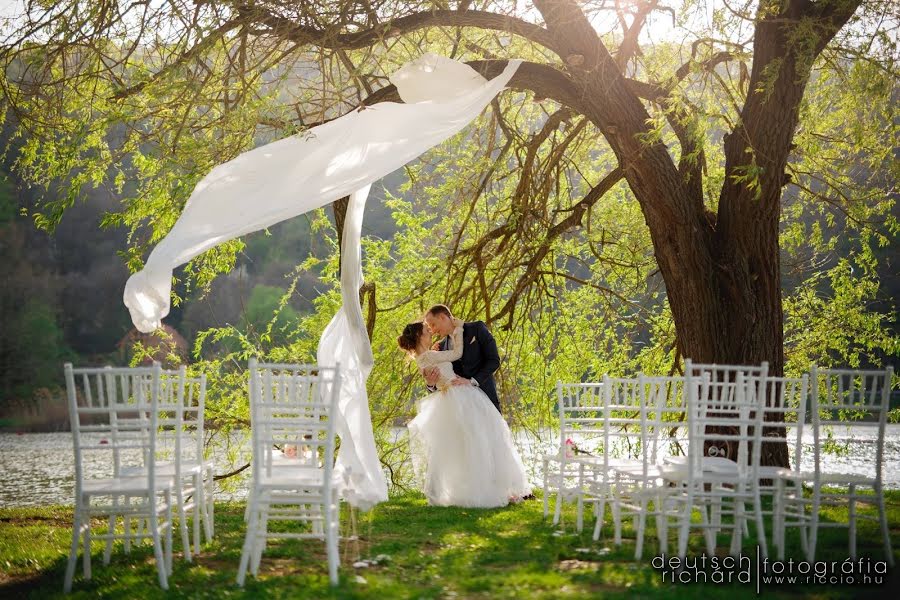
left=0, top=0, right=20, bottom=19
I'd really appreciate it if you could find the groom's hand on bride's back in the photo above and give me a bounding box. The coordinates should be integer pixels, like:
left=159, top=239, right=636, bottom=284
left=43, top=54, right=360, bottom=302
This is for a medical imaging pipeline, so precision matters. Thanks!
left=422, top=367, right=440, bottom=387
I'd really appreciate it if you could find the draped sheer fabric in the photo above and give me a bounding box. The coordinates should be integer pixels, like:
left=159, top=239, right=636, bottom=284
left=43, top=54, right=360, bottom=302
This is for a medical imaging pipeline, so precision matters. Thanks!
left=122, top=54, right=521, bottom=509
left=315, top=184, right=387, bottom=510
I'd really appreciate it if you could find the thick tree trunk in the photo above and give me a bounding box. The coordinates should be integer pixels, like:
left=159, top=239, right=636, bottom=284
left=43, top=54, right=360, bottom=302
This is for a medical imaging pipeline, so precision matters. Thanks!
left=532, top=0, right=860, bottom=468
left=319, top=0, right=862, bottom=470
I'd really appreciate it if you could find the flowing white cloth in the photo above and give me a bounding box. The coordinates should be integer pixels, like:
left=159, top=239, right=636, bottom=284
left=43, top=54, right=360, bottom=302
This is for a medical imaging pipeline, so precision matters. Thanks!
left=121, top=54, right=522, bottom=509
left=409, top=332, right=530, bottom=507
left=123, top=54, right=520, bottom=332
left=315, top=184, right=387, bottom=510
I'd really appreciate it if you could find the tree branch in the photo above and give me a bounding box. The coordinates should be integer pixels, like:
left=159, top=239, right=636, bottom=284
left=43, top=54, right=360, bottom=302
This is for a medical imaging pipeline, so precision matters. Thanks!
left=110, top=17, right=244, bottom=100
left=492, top=166, right=624, bottom=327
left=238, top=6, right=559, bottom=55
left=616, top=0, right=659, bottom=70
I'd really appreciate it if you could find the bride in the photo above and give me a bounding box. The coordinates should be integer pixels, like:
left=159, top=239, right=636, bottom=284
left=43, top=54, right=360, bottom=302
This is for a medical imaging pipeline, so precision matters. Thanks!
left=398, top=319, right=531, bottom=507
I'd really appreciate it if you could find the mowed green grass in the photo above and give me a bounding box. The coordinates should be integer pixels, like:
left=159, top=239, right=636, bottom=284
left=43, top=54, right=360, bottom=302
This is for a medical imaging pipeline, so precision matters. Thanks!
left=1, top=490, right=898, bottom=599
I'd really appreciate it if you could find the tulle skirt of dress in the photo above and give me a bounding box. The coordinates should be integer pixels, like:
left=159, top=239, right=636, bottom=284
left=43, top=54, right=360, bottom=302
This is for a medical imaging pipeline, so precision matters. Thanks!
left=407, top=385, right=531, bottom=508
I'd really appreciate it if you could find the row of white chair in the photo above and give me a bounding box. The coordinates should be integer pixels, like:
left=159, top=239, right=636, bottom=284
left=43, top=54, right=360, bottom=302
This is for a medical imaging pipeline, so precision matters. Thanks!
left=543, top=362, right=895, bottom=565
left=63, top=364, right=213, bottom=592
left=63, top=359, right=345, bottom=592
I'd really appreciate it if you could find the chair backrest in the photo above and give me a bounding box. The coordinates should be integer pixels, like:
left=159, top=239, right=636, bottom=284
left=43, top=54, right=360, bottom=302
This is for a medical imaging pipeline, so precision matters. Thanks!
left=156, top=367, right=207, bottom=476
left=601, top=376, right=646, bottom=467
left=556, top=381, right=605, bottom=463
left=643, top=375, right=688, bottom=464
left=683, top=360, right=769, bottom=480
left=760, top=375, right=809, bottom=474
left=809, top=365, right=893, bottom=484
left=600, top=375, right=664, bottom=480
left=248, top=358, right=341, bottom=489
left=64, top=363, right=162, bottom=500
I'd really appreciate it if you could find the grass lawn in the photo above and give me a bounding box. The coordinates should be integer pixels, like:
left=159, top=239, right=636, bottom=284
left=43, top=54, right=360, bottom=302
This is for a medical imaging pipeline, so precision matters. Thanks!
left=1, top=490, right=898, bottom=599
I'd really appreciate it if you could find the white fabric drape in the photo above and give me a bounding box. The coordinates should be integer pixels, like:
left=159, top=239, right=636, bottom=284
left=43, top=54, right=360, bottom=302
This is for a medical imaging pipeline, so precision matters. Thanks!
left=122, top=54, right=521, bottom=508
left=315, top=184, right=387, bottom=510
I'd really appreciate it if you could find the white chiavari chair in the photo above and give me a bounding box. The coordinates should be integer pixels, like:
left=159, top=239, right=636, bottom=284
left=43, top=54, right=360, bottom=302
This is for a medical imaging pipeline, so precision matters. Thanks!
left=63, top=364, right=173, bottom=592
left=237, top=359, right=343, bottom=585
left=602, top=375, right=687, bottom=559
left=774, top=366, right=894, bottom=565
left=121, top=367, right=213, bottom=559
left=663, top=360, right=769, bottom=558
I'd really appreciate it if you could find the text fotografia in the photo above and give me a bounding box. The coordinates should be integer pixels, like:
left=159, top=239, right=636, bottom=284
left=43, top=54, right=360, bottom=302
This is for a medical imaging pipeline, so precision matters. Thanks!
left=652, top=554, right=888, bottom=588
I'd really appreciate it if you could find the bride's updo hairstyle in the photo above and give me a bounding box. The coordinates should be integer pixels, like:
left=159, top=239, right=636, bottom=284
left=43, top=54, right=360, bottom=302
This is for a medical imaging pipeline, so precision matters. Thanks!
left=398, top=322, right=424, bottom=354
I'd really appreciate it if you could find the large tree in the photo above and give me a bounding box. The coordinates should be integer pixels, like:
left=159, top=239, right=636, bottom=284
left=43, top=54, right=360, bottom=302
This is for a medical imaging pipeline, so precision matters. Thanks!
left=1, top=2, right=896, bottom=466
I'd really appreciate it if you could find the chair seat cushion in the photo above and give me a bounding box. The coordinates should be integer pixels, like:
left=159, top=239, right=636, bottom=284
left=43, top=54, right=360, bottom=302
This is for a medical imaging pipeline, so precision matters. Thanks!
left=257, top=464, right=343, bottom=490
left=612, top=463, right=665, bottom=480
left=83, top=476, right=173, bottom=495
left=777, top=471, right=876, bottom=486
left=121, top=461, right=207, bottom=477
left=663, top=455, right=739, bottom=474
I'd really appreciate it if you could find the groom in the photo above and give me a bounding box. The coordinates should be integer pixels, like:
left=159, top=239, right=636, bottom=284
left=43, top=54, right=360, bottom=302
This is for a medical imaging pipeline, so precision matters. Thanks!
left=422, top=304, right=502, bottom=414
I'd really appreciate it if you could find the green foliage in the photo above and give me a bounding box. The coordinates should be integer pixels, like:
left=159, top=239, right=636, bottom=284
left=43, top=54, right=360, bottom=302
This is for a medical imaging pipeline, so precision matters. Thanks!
left=2, top=300, right=73, bottom=397
left=241, top=284, right=301, bottom=345
left=0, top=175, right=15, bottom=223
left=784, top=258, right=899, bottom=374
left=0, top=3, right=896, bottom=475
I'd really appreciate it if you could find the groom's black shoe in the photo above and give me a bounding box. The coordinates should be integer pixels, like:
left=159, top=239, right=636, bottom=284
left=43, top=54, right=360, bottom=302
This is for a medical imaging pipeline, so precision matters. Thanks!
left=522, top=493, right=536, bottom=501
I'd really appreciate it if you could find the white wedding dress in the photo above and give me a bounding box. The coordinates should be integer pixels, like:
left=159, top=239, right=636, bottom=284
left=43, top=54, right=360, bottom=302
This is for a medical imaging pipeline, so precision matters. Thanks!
left=408, top=323, right=531, bottom=507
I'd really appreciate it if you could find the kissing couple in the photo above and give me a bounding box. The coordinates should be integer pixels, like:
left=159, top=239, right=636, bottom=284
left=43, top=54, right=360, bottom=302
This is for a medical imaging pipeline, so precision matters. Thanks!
left=398, top=304, right=531, bottom=507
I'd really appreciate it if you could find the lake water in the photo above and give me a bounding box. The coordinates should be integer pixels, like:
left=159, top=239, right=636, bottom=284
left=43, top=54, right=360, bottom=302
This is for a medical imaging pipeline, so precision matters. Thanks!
left=2, top=426, right=899, bottom=507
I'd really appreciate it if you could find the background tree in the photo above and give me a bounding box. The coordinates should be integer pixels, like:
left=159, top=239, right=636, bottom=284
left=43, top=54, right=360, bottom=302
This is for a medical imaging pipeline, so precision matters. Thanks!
left=0, top=1, right=896, bottom=470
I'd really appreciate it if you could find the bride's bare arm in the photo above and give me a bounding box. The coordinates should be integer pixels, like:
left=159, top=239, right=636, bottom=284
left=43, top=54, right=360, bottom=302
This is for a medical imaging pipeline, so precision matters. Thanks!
left=424, top=320, right=464, bottom=363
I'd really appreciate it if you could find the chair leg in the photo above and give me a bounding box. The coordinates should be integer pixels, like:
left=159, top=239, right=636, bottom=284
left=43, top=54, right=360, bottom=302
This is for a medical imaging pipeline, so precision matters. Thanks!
left=677, top=490, right=693, bottom=558
left=177, top=484, right=191, bottom=563
left=699, top=502, right=716, bottom=555
left=251, top=503, right=270, bottom=576
left=64, top=508, right=83, bottom=593
left=148, top=495, right=169, bottom=590
left=807, top=490, right=820, bottom=563
left=237, top=491, right=259, bottom=586
left=542, top=459, right=550, bottom=519
left=876, top=484, right=895, bottom=567
left=773, top=479, right=784, bottom=560
left=244, top=491, right=252, bottom=523
left=205, top=466, right=215, bottom=539
left=325, top=500, right=340, bottom=585
left=165, top=490, right=174, bottom=576
left=729, top=496, right=744, bottom=556
left=754, top=488, right=767, bottom=559
left=634, top=498, right=648, bottom=560
left=656, top=493, right=669, bottom=555
left=552, top=480, right=563, bottom=526
left=796, top=486, right=808, bottom=556
left=82, top=513, right=92, bottom=581
left=193, top=474, right=203, bottom=557
left=104, top=504, right=116, bottom=566
left=710, top=496, right=722, bottom=541
left=592, top=488, right=607, bottom=542
left=576, top=490, right=584, bottom=533
left=612, top=485, right=623, bottom=545
left=124, top=495, right=133, bottom=554
left=848, top=484, right=857, bottom=560
left=596, top=487, right=607, bottom=536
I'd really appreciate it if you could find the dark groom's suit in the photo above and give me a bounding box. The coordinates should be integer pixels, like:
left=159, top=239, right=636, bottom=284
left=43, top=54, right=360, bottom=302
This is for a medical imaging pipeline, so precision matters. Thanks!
left=440, top=321, right=502, bottom=414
